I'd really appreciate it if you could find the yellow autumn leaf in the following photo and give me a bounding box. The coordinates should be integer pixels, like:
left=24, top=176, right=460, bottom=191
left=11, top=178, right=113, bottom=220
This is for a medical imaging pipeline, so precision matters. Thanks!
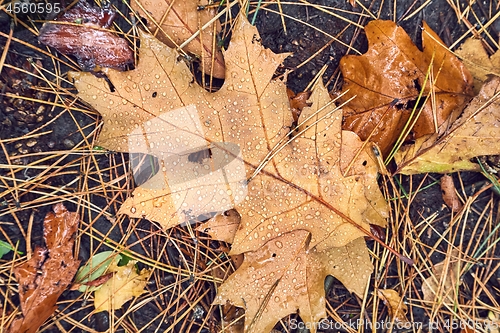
left=377, top=289, right=409, bottom=324
left=94, top=261, right=150, bottom=313
left=456, top=38, right=500, bottom=93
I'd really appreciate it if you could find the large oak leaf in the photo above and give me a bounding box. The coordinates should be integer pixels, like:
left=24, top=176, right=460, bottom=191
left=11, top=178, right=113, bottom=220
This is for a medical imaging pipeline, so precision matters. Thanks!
left=338, top=20, right=473, bottom=156
left=70, top=15, right=389, bottom=331
left=70, top=15, right=387, bottom=254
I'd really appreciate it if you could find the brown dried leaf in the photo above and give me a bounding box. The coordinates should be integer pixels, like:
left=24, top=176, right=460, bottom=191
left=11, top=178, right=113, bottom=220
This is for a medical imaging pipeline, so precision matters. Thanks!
left=395, top=77, right=500, bottom=174
left=70, top=15, right=389, bottom=332
left=377, top=289, right=409, bottom=324
left=8, top=204, right=80, bottom=333
left=456, top=38, right=500, bottom=93
left=422, top=250, right=461, bottom=304
left=338, top=20, right=473, bottom=156
left=440, top=174, right=462, bottom=212
left=132, top=0, right=225, bottom=78
left=93, top=260, right=150, bottom=313
left=38, top=0, right=133, bottom=71
left=214, top=233, right=374, bottom=333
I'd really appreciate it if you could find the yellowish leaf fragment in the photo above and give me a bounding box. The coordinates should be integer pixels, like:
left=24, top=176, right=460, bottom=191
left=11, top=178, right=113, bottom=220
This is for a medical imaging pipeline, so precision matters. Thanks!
left=377, top=289, right=409, bottom=324
left=395, top=77, right=500, bottom=174
left=311, top=238, right=373, bottom=297
left=456, top=38, right=500, bottom=93
left=94, top=261, right=150, bottom=313
left=421, top=250, right=461, bottom=305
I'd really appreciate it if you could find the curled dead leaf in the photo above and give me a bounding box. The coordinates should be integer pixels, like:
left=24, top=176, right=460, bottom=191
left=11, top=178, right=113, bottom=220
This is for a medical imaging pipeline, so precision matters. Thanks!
left=131, top=0, right=225, bottom=78
left=8, top=204, right=80, bottom=333
left=440, top=174, right=462, bottom=212
left=338, top=20, right=473, bottom=156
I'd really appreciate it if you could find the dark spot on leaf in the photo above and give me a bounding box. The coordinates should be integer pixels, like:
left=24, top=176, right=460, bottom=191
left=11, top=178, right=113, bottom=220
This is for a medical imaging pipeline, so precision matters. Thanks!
left=188, top=148, right=213, bottom=164
left=413, top=78, right=422, bottom=92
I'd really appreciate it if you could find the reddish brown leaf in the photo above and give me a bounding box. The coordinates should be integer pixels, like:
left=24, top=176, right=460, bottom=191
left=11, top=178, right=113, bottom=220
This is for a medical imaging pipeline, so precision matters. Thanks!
left=38, top=0, right=133, bottom=71
left=440, top=174, right=462, bottom=212
left=338, top=20, right=473, bottom=156
left=8, top=204, right=80, bottom=333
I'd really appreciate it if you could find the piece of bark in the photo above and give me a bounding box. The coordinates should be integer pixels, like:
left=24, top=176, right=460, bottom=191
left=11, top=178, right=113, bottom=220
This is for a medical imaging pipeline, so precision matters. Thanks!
left=8, top=203, right=81, bottom=333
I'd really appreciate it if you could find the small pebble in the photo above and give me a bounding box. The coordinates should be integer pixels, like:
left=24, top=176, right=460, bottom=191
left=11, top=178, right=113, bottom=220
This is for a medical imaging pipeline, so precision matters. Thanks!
left=63, top=138, right=75, bottom=149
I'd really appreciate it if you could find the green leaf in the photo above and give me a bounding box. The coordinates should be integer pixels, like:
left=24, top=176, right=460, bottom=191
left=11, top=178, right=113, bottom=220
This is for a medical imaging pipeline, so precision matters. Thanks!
left=75, top=251, right=122, bottom=292
left=0, top=240, right=14, bottom=259
left=117, top=250, right=133, bottom=267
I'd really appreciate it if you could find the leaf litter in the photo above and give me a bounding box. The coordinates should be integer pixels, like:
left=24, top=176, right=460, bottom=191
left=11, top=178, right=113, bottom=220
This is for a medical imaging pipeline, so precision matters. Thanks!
left=70, top=13, right=390, bottom=331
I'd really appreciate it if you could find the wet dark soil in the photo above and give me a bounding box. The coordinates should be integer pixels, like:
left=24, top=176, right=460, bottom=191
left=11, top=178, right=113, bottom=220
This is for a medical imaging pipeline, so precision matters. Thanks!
left=0, top=0, right=499, bottom=332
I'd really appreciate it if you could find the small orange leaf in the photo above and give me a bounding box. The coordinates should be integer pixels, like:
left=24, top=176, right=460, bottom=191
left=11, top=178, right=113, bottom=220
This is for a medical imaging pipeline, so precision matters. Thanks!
left=440, top=175, right=462, bottom=212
